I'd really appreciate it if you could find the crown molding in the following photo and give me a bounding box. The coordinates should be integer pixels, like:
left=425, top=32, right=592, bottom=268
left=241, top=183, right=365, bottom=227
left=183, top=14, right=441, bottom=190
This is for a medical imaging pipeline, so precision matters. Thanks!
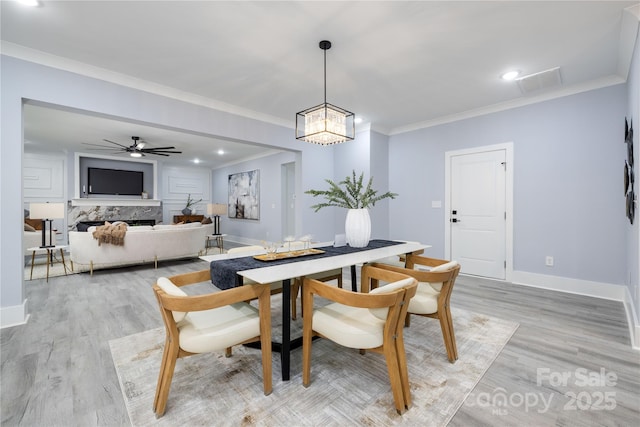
left=1, top=41, right=294, bottom=130
left=389, top=75, right=626, bottom=135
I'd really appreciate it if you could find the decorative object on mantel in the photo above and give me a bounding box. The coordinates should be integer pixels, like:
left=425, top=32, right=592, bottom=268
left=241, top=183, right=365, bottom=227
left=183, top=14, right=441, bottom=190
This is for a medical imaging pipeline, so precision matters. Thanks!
left=295, top=40, right=355, bottom=145
left=305, top=171, right=398, bottom=247
left=82, top=136, right=182, bottom=157
left=182, top=193, right=202, bottom=216
left=624, top=118, right=635, bottom=225
left=141, top=191, right=149, bottom=199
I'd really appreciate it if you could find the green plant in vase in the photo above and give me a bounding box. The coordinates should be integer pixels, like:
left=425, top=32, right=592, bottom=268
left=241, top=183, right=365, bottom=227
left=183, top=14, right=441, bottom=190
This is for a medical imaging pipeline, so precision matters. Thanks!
left=305, top=171, right=398, bottom=247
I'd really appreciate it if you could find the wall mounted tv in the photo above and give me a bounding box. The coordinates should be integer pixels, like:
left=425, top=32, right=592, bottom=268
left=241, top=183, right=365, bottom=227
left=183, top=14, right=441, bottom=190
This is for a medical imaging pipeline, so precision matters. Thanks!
left=88, top=167, right=143, bottom=196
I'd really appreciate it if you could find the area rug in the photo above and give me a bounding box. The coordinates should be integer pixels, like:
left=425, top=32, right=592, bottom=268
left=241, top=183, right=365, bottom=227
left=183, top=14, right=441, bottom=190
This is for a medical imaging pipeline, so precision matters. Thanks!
left=24, top=257, right=88, bottom=281
left=110, top=307, right=518, bottom=426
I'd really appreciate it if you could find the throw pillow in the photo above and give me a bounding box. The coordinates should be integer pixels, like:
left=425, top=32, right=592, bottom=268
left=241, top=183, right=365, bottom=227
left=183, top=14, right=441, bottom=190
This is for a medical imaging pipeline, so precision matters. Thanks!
left=24, top=223, right=36, bottom=232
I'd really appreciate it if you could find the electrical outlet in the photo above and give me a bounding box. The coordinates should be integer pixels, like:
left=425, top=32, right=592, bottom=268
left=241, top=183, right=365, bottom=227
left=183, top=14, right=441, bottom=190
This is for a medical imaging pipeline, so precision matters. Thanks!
left=545, top=256, right=554, bottom=267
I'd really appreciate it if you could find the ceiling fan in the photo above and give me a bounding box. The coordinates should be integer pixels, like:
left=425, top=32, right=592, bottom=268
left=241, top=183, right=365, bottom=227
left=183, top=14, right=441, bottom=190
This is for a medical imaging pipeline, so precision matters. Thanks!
left=82, top=136, right=182, bottom=157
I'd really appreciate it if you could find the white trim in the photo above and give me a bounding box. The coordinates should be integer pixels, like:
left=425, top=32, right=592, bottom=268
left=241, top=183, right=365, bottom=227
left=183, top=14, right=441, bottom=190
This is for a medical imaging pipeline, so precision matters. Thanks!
left=389, top=76, right=625, bottom=135
left=0, top=299, right=30, bottom=329
left=2, top=41, right=293, bottom=130
left=624, top=287, right=640, bottom=350
left=444, top=142, right=514, bottom=282
left=512, top=270, right=639, bottom=350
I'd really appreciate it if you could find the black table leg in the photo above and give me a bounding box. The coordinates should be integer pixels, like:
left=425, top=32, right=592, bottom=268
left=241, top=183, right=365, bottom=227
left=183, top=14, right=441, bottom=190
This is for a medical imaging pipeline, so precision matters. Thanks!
left=350, top=265, right=357, bottom=292
left=281, top=278, right=291, bottom=381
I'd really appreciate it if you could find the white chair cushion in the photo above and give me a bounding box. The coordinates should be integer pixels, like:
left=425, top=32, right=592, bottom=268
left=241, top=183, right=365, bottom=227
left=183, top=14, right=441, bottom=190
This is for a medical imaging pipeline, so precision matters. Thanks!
left=408, top=283, right=439, bottom=314
left=312, top=303, right=385, bottom=349
left=178, top=302, right=260, bottom=353
left=157, top=277, right=188, bottom=322
left=413, top=260, right=458, bottom=292
left=368, top=277, right=415, bottom=320
left=429, top=260, right=459, bottom=272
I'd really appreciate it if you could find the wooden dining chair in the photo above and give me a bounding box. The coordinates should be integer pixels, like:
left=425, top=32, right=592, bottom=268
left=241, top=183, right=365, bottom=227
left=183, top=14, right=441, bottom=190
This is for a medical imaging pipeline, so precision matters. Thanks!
left=302, top=265, right=417, bottom=414
left=152, top=269, right=272, bottom=417
left=368, top=255, right=461, bottom=362
left=290, top=239, right=343, bottom=319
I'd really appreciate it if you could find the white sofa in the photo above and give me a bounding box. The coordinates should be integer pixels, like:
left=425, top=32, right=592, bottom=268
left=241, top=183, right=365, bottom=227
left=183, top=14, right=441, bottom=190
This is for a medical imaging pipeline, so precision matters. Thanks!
left=69, top=222, right=216, bottom=274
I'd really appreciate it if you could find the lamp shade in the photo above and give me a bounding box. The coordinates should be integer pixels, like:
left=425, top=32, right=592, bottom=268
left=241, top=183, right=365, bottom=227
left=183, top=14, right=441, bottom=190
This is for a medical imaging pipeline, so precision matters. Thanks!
left=29, top=202, right=65, bottom=219
left=207, top=203, right=227, bottom=216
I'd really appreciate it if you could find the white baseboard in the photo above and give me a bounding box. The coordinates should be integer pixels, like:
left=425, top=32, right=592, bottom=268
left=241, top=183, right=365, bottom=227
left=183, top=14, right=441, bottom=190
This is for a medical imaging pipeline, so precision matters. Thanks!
left=0, top=298, right=29, bottom=329
left=512, top=270, right=639, bottom=350
left=624, top=287, right=640, bottom=350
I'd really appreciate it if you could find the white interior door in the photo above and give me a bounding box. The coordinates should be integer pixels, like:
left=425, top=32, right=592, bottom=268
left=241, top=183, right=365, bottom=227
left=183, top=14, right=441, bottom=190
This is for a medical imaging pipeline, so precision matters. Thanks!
left=449, top=149, right=507, bottom=279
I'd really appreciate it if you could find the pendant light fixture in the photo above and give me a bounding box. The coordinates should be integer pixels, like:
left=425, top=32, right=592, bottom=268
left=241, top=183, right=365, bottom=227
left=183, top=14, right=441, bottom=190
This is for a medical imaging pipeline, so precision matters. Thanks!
left=296, top=40, right=355, bottom=145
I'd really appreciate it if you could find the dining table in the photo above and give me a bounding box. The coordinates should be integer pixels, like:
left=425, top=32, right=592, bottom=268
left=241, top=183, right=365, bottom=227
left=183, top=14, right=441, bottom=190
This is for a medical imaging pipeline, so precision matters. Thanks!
left=200, top=239, right=429, bottom=381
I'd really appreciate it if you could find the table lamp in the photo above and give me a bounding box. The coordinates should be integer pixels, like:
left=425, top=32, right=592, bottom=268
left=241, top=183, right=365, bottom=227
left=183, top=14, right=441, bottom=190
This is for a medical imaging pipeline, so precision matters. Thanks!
left=29, top=202, right=65, bottom=248
left=207, top=203, right=227, bottom=235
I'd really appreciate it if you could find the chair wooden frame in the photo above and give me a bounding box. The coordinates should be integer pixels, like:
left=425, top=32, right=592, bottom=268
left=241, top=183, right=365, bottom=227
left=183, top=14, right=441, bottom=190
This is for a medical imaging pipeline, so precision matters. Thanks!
left=291, top=269, right=342, bottom=320
left=152, top=269, right=272, bottom=417
left=369, top=255, right=461, bottom=362
left=302, top=265, right=417, bottom=414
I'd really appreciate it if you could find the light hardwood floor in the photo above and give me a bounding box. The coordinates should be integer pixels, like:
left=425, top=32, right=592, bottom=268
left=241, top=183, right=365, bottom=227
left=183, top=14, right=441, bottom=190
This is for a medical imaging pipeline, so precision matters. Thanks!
left=2, top=258, right=639, bottom=426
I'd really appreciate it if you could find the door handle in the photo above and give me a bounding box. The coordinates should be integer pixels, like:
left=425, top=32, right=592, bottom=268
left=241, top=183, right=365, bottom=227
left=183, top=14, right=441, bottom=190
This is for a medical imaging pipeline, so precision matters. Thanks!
left=450, top=218, right=461, bottom=223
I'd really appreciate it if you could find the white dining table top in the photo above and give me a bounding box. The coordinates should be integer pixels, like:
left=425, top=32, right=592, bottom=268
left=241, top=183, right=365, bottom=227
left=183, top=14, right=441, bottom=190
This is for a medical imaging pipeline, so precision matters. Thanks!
left=201, top=240, right=429, bottom=284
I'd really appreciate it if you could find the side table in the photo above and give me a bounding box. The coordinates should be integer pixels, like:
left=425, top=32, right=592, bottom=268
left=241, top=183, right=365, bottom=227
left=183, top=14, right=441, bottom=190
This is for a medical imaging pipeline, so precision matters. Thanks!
left=206, top=234, right=226, bottom=254
left=27, top=245, right=69, bottom=282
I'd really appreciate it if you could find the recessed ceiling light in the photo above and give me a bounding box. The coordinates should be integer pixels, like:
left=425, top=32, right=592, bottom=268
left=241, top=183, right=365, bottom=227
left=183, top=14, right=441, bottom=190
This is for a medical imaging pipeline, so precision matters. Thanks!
left=193, top=158, right=200, bottom=164
left=354, top=117, right=363, bottom=124
left=501, top=70, right=520, bottom=81
left=217, top=149, right=224, bottom=155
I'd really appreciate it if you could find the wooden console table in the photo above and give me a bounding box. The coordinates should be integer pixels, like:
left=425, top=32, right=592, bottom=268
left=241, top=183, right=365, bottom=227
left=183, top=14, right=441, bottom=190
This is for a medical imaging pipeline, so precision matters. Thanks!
left=173, top=214, right=204, bottom=223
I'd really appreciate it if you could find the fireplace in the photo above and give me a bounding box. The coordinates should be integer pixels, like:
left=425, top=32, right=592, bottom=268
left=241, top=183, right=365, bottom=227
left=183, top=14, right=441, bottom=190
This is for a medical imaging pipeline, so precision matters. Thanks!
left=68, top=201, right=163, bottom=231
left=75, top=219, right=156, bottom=232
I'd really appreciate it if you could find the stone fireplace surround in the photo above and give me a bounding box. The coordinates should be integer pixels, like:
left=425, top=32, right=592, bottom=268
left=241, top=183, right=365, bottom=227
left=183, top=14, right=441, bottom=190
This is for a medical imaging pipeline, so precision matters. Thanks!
left=68, top=201, right=163, bottom=232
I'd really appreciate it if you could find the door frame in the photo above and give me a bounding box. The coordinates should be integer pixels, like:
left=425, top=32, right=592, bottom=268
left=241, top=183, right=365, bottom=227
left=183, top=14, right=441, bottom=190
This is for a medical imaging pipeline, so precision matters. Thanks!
left=444, top=142, right=514, bottom=282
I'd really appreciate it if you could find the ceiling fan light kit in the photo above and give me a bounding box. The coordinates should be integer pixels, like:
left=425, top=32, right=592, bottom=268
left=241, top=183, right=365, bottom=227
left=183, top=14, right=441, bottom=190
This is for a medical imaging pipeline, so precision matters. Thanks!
left=296, top=40, right=355, bottom=145
left=82, top=136, right=182, bottom=157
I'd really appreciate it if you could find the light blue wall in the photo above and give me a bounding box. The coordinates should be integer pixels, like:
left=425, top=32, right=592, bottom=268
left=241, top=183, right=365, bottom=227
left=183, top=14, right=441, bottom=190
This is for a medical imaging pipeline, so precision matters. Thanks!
left=211, top=151, right=296, bottom=242
left=625, top=26, right=640, bottom=312
left=389, top=84, right=628, bottom=285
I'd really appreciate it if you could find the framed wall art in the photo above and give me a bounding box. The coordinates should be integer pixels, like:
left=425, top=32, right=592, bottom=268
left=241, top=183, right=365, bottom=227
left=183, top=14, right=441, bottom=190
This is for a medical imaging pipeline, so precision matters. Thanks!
left=228, top=169, right=260, bottom=220
left=624, top=118, right=635, bottom=225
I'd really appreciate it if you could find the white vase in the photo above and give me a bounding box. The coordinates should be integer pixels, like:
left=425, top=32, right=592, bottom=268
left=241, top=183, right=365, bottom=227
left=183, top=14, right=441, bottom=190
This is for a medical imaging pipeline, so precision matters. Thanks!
left=345, top=208, right=371, bottom=248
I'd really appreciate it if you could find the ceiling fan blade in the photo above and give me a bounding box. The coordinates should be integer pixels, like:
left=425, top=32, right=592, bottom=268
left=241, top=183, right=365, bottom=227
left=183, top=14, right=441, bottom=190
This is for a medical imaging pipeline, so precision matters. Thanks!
left=146, top=152, right=170, bottom=156
left=82, top=142, right=118, bottom=148
left=102, top=139, right=130, bottom=148
left=142, top=149, right=182, bottom=154
left=142, top=146, right=177, bottom=150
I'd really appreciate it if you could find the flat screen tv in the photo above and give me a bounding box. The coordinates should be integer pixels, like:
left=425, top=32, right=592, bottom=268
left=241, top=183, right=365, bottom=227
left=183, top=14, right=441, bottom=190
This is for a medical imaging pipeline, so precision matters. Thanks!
left=88, top=167, right=143, bottom=196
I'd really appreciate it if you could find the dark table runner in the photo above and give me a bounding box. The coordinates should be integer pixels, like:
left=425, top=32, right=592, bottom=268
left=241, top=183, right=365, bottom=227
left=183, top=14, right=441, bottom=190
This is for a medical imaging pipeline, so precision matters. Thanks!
left=210, top=239, right=402, bottom=290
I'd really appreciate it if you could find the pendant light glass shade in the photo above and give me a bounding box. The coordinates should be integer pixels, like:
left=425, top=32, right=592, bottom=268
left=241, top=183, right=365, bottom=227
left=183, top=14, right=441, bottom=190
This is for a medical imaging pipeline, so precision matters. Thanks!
left=296, top=40, right=355, bottom=145
left=296, top=102, right=355, bottom=145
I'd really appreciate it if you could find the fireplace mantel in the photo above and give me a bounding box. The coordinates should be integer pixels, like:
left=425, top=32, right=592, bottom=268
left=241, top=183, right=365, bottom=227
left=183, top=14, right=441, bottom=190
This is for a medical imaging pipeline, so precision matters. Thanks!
left=71, top=199, right=161, bottom=207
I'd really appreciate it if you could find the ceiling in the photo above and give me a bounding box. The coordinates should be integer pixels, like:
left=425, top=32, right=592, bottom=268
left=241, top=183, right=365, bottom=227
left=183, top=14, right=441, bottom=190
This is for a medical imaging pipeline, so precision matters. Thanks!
left=2, top=1, right=639, bottom=167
